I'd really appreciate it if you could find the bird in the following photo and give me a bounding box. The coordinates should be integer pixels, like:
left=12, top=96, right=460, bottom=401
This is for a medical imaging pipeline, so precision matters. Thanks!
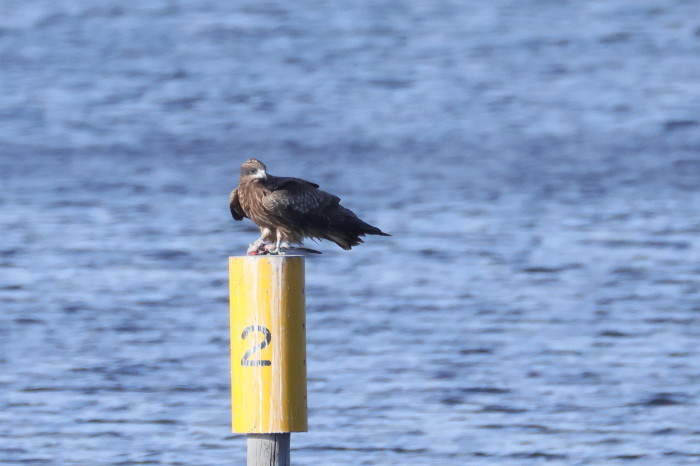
left=229, top=158, right=390, bottom=255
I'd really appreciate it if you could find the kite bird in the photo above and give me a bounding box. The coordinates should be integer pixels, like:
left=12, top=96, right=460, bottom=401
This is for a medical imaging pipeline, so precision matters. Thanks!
left=230, top=159, right=390, bottom=255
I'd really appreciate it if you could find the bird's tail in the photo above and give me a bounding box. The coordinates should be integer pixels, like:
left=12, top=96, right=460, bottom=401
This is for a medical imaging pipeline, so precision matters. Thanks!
left=324, top=215, right=390, bottom=250
left=356, top=219, right=391, bottom=237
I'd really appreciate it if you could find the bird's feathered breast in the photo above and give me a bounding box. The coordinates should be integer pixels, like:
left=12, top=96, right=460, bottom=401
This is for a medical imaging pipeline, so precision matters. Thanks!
left=235, top=179, right=270, bottom=224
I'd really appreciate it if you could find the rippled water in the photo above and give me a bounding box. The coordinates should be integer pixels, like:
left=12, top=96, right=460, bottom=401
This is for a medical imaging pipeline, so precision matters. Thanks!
left=2, top=0, right=700, bottom=464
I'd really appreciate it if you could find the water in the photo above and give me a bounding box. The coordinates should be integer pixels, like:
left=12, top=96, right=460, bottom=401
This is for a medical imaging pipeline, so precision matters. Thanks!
left=2, top=0, right=700, bottom=464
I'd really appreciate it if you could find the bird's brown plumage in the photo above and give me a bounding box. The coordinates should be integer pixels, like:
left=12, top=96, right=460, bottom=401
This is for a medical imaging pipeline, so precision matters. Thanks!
left=230, top=159, right=389, bottom=250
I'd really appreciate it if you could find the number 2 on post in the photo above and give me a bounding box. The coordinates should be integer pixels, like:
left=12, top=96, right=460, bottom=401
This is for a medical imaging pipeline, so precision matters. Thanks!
left=241, top=325, right=272, bottom=366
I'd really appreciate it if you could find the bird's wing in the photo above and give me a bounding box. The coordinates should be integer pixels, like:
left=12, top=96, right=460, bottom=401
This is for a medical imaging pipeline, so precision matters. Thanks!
left=262, top=177, right=336, bottom=216
left=229, top=188, right=247, bottom=220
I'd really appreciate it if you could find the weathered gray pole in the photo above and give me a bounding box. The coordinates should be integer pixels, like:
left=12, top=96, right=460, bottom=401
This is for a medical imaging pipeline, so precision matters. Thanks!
left=247, top=434, right=290, bottom=466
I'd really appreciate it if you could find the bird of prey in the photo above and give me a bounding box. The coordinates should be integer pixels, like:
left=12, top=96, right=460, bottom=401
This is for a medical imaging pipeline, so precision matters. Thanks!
left=229, top=159, right=390, bottom=255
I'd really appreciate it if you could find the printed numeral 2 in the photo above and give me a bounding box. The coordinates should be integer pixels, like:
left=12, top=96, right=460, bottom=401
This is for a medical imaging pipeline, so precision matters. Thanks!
left=241, top=325, right=272, bottom=367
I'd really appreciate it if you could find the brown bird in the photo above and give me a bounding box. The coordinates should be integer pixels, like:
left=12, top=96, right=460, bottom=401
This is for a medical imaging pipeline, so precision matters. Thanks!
left=230, top=159, right=390, bottom=254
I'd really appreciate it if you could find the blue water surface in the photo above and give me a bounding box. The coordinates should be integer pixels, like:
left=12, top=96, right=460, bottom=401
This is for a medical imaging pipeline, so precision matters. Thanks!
left=2, top=0, right=700, bottom=464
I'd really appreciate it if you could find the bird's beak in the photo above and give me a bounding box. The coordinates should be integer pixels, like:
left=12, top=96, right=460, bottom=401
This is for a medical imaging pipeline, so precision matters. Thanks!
left=253, top=170, right=267, bottom=180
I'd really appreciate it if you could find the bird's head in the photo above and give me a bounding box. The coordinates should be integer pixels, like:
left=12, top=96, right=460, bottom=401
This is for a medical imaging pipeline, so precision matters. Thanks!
left=240, top=158, right=268, bottom=181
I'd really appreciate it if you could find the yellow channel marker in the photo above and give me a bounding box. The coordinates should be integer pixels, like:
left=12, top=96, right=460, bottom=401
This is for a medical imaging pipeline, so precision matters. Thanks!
left=229, top=255, right=308, bottom=433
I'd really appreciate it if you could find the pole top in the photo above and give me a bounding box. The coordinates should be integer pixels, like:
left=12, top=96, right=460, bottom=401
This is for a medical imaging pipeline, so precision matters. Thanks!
left=229, top=255, right=305, bottom=258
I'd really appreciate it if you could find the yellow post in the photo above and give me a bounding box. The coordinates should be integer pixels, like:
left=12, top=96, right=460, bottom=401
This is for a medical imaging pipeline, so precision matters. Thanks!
left=229, top=255, right=308, bottom=435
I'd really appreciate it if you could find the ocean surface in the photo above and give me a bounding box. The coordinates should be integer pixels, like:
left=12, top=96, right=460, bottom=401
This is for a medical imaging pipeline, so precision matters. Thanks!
left=2, top=0, right=700, bottom=464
